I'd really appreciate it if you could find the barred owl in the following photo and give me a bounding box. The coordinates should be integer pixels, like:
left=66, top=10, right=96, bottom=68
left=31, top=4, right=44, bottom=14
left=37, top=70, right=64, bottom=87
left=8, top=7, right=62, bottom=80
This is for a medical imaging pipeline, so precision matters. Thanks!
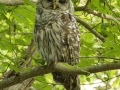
left=34, top=0, right=80, bottom=90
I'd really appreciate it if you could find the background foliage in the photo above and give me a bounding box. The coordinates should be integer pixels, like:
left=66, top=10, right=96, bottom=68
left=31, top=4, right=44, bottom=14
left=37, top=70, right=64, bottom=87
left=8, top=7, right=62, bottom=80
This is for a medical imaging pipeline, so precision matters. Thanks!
left=0, top=0, right=120, bottom=90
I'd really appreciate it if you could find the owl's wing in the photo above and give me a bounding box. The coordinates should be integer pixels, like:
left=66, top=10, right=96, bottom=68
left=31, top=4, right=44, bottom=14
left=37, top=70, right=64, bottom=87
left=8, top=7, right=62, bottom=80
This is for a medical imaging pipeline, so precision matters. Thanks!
left=51, top=12, right=80, bottom=65
left=61, top=13, right=80, bottom=65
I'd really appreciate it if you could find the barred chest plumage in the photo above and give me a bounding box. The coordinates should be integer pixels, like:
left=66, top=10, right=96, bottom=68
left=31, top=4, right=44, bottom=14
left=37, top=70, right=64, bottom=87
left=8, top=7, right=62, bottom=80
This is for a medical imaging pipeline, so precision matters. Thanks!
left=34, top=8, right=80, bottom=65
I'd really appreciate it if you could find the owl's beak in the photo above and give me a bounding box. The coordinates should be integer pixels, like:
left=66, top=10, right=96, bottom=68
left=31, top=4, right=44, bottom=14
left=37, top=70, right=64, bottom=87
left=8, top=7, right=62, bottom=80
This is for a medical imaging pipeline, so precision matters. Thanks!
left=53, top=2, right=57, bottom=10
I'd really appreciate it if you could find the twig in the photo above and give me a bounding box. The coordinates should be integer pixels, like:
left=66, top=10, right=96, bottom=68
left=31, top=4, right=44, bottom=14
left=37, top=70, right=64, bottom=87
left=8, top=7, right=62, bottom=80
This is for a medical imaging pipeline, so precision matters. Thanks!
left=84, top=0, right=91, bottom=8
left=80, top=56, right=120, bottom=60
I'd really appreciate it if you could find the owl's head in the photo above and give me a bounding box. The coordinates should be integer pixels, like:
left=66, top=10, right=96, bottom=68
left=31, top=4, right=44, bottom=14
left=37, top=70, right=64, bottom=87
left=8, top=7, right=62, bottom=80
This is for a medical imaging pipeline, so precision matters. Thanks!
left=38, top=0, right=74, bottom=13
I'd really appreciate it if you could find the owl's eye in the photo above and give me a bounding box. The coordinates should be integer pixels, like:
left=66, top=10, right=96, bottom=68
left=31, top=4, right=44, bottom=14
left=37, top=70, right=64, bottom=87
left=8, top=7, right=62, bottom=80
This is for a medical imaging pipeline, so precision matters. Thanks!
left=47, top=0, right=52, bottom=2
left=59, top=0, right=66, bottom=4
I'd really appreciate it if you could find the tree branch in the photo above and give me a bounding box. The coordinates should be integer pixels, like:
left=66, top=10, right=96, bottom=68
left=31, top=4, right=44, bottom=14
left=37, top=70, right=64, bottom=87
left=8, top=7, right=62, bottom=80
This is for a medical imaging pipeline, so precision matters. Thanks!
left=0, top=0, right=38, bottom=5
left=75, top=7, right=120, bottom=22
left=0, top=65, right=53, bottom=89
left=0, top=0, right=24, bottom=6
left=76, top=17, right=105, bottom=42
left=1, top=62, right=120, bottom=89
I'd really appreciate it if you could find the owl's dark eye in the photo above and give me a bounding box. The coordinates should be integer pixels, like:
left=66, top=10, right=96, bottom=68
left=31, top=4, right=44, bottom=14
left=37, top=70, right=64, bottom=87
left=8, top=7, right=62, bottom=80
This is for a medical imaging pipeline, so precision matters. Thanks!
left=47, top=0, right=52, bottom=2
left=59, top=0, right=66, bottom=4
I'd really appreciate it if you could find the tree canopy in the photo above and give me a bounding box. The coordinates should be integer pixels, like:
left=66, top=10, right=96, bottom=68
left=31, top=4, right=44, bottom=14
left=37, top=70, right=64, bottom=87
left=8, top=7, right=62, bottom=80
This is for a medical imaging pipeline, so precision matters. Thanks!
left=0, top=0, right=120, bottom=90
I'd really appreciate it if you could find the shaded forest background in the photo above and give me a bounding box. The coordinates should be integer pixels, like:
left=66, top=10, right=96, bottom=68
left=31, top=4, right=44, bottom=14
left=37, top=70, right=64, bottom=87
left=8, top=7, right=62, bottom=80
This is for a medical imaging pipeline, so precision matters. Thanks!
left=0, top=0, right=120, bottom=90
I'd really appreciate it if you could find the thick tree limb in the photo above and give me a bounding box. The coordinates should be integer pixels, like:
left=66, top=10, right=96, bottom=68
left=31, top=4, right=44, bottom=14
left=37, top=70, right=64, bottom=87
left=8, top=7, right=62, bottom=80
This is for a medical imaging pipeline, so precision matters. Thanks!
left=1, top=62, right=120, bottom=89
left=54, top=62, right=120, bottom=75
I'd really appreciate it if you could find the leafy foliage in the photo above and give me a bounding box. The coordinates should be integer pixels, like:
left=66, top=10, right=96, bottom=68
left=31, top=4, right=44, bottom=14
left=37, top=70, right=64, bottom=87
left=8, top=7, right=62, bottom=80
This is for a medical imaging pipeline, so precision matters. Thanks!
left=0, top=0, right=120, bottom=90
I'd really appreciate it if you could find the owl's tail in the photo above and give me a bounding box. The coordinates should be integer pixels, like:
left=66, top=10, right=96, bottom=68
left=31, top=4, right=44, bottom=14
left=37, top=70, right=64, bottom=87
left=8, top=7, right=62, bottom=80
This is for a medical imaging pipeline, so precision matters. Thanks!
left=52, top=72, right=80, bottom=90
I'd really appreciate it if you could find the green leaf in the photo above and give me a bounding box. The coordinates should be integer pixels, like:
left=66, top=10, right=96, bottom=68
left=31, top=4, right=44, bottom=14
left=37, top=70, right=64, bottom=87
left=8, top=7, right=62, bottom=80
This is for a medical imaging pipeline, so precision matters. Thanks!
left=78, top=59, right=95, bottom=67
left=0, top=65, right=5, bottom=71
left=34, top=58, right=46, bottom=65
left=86, top=77, right=91, bottom=82
left=103, top=77, right=108, bottom=81
left=99, top=0, right=104, bottom=3
left=92, top=0, right=99, bottom=7
left=9, top=64, right=19, bottom=72
left=13, top=5, right=35, bottom=27
left=43, top=85, right=52, bottom=90
left=83, top=33, right=95, bottom=43
left=0, top=40, right=15, bottom=51
left=15, top=39, right=26, bottom=45
left=0, top=3, right=6, bottom=11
